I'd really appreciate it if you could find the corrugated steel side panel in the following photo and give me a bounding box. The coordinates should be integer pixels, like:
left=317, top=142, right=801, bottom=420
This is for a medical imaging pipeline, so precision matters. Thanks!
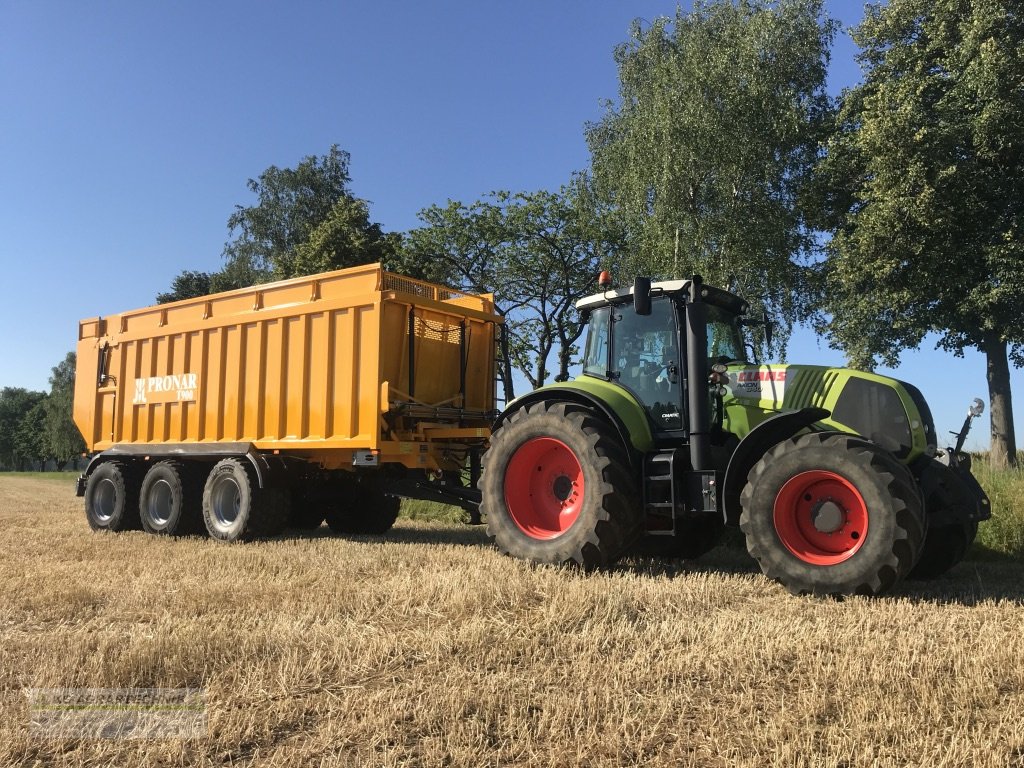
left=75, top=264, right=499, bottom=453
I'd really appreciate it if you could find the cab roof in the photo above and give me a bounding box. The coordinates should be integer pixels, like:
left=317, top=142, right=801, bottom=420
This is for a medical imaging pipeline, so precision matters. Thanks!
left=576, top=278, right=749, bottom=314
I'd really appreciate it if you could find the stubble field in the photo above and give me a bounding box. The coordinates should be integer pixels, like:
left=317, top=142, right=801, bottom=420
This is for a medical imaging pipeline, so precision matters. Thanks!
left=1, top=473, right=1023, bottom=767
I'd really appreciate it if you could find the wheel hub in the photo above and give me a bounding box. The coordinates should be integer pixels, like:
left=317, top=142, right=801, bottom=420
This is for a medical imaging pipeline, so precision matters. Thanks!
left=773, top=470, right=869, bottom=566
left=503, top=437, right=584, bottom=540
left=811, top=500, right=845, bottom=533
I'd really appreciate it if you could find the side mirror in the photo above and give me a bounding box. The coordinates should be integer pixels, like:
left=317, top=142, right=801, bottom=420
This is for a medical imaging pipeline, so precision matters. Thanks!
left=633, top=276, right=652, bottom=316
left=763, top=311, right=773, bottom=348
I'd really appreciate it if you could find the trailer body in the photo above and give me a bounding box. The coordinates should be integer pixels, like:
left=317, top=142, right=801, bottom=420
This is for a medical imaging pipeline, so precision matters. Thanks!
left=75, top=264, right=500, bottom=474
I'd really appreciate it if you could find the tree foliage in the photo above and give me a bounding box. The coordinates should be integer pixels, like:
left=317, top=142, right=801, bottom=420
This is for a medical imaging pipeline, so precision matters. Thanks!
left=44, top=352, right=85, bottom=469
left=586, top=0, right=835, bottom=351
left=814, top=0, right=1024, bottom=465
left=223, top=145, right=397, bottom=281
left=0, top=388, right=45, bottom=470
left=157, top=146, right=397, bottom=304
left=400, top=180, right=621, bottom=394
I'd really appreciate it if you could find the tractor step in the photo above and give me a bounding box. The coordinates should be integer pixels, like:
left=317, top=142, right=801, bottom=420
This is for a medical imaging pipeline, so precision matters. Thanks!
left=643, top=448, right=720, bottom=535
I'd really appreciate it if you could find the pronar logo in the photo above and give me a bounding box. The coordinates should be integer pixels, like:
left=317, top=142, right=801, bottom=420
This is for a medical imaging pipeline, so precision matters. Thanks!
left=729, top=367, right=787, bottom=403
left=132, top=373, right=199, bottom=405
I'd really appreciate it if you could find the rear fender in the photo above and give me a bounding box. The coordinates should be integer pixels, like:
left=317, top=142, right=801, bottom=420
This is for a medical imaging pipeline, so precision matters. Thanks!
left=493, top=385, right=650, bottom=472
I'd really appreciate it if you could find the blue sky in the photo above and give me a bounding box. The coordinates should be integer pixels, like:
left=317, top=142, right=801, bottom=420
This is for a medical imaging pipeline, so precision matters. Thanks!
left=0, top=1, right=1015, bottom=450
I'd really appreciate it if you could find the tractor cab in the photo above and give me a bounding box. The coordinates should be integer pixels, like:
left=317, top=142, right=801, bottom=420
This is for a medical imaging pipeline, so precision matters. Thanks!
left=577, top=276, right=749, bottom=436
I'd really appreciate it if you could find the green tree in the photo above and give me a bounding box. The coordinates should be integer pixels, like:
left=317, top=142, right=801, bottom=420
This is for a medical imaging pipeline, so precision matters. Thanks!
left=401, top=182, right=618, bottom=395
left=43, top=352, right=85, bottom=469
left=223, top=145, right=396, bottom=281
left=156, top=270, right=214, bottom=304
left=586, top=0, right=836, bottom=351
left=16, top=399, right=48, bottom=471
left=157, top=146, right=396, bottom=303
left=814, top=0, right=1023, bottom=466
left=0, top=388, right=45, bottom=470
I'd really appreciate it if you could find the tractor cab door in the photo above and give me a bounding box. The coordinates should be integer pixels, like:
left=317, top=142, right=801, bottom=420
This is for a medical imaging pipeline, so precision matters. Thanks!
left=601, top=297, right=683, bottom=432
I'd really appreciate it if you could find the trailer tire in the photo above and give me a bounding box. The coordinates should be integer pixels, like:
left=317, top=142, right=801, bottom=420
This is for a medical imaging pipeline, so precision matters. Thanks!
left=740, top=433, right=925, bottom=596
left=139, top=461, right=204, bottom=536
left=287, top=501, right=326, bottom=531
left=324, top=475, right=400, bottom=535
left=202, top=458, right=282, bottom=542
left=480, top=400, right=642, bottom=569
left=84, top=460, right=141, bottom=532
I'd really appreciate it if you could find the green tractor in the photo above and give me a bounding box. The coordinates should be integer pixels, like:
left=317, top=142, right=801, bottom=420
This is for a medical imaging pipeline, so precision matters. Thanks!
left=479, top=275, right=990, bottom=596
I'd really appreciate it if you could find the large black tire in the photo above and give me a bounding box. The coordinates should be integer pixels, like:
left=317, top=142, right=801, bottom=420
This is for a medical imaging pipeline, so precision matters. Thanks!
left=630, top=517, right=724, bottom=560
left=324, top=474, right=400, bottom=535
left=139, top=461, right=205, bottom=536
left=202, top=458, right=285, bottom=542
left=740, top=433, right=925, bottom=596
left=84, top=460, right=142, bottom=532
left=479, top=401, right=643, bottom=569
left=288, top=505, right=326, bottom=531
left=909, top=460, right=982, bottom=579
left=910, top=521, right=978, bottom=579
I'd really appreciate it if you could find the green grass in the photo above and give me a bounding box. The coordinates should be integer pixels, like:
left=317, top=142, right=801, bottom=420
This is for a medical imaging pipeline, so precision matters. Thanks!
left=0, top=471, right=80, bottom=485
left=400, top=498, right=470, bottom=524
left=972, top=458, right=1024, bottom=558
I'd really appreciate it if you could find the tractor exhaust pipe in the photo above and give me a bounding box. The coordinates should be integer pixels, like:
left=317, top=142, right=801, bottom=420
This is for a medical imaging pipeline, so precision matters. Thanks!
left=685, top=275, right=711, bottom=471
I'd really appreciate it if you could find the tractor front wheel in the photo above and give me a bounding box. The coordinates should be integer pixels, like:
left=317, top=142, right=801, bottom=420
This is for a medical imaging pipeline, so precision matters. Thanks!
left=740, top=433, right=925, bottom=596
left=480, top=401, right=642, bottom=569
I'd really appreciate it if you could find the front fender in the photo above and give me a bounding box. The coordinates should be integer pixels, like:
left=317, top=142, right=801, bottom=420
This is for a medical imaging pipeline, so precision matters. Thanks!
left=722, top=407, right=830, bottom=525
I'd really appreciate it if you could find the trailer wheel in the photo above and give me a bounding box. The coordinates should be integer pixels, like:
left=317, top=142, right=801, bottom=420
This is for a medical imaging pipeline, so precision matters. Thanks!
left=740, top=433, right=925, bottom=596
left=139, top=461, right=204, bottom=536
left=287, top=500, right=326, bottom=531
left=84, top=461, right=141, bottom=532
left=202, top=458, right=281, bottom=542
left=324, top=475, right=400, bottom=535
left=480, top=401, right=642, bottom=569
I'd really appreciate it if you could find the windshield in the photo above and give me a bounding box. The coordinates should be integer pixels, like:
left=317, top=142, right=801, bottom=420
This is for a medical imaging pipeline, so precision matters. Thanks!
left=707, top=305, right=746, bottom=364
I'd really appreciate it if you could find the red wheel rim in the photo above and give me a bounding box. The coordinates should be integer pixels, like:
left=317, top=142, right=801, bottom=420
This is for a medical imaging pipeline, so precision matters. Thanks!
left=503, top=437, right=584, bottom=539
left=773, top=470, right=868, bottom=565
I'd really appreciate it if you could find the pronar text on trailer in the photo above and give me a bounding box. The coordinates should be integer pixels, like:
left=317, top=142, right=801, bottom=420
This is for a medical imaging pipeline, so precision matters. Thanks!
left=75, top=265, right=991, bottom=596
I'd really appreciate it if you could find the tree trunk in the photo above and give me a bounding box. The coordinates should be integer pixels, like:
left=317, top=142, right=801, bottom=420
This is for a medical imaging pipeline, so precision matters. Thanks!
left=983, top=332, right=1018, bottom=468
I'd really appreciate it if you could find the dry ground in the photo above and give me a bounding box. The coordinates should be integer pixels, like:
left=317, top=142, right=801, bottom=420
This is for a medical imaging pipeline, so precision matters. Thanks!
left=1, top=474, right=1023, bottom=767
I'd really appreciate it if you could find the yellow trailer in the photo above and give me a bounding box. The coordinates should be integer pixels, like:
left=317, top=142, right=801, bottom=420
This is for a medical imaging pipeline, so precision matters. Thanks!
left=75, top=264, right=501, bottom=540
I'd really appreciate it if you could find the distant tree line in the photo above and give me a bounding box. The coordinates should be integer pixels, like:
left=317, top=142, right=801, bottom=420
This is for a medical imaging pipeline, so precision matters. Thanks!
left=0, top=353, right=85, bottom=471
left=153, top=0, right=1022, bottom=466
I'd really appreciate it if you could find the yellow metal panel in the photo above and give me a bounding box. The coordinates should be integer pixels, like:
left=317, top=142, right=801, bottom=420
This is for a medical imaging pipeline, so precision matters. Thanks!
left=75, top=263, right=498, bottom=455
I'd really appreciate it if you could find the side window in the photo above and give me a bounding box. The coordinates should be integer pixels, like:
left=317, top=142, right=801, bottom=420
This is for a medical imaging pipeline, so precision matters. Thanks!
left=583, top=307, right=610, bottom=376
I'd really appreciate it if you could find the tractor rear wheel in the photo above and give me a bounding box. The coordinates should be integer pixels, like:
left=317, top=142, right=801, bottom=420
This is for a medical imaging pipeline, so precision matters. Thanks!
left=480, top=401, right=642, bottom=569
left=740, top=433, right=925, bottom=596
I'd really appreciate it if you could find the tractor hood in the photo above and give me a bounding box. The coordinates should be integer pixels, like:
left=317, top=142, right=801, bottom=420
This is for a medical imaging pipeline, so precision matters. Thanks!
left=721, top=364, right=936, bottom=462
